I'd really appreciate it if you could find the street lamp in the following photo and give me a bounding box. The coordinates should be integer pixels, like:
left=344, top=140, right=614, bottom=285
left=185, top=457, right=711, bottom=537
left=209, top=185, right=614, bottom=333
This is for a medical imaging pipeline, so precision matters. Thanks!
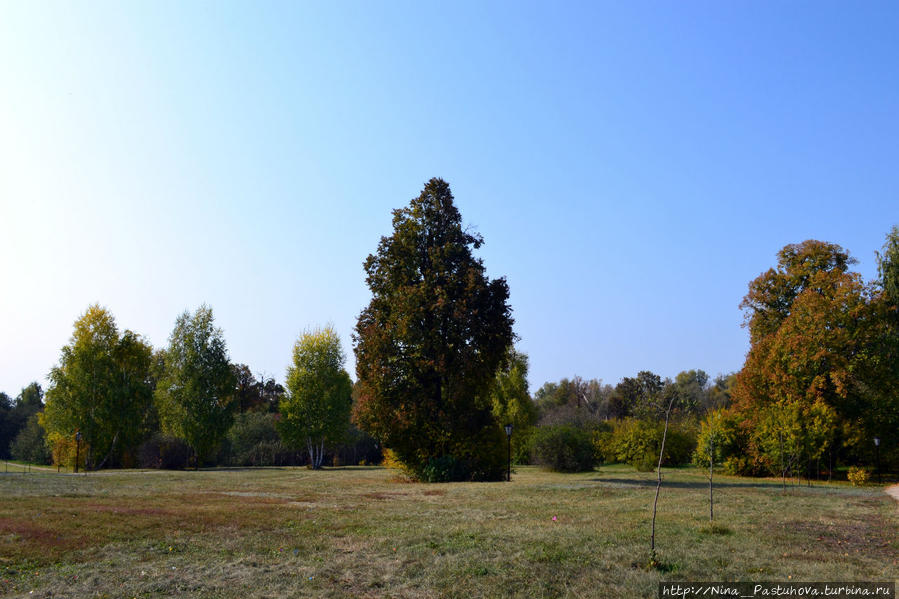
left=75, top=431, right=82, bottom=474
left=504, top=424, right=513, bottom=482
left=874, top=437, right=881, bottom=484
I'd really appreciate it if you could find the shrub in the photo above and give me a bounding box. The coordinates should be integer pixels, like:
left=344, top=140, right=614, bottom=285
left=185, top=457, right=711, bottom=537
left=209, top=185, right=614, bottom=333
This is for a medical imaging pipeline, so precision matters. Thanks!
left=722, top=455, right=755, bottom=476
left=663, top=425, right=697, bottom=466
left=138, top=433, right=191, bottom=469
left=605, top=419, right=659, bottom=471
left=242, top=439, right=298, bottom=467
left=533, top=425, right=596, bottom=472
left=421, top=455, right=468, bottom=482
left=601, top=419, right=697, bottom=471
left=227, top=412, right=281, bottom=466
left=847, top=466, right=871, bottom=487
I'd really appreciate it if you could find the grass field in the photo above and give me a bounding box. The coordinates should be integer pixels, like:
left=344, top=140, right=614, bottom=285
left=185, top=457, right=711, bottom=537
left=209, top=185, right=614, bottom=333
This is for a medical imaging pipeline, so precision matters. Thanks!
left=0, top=464, right=895, bottom=598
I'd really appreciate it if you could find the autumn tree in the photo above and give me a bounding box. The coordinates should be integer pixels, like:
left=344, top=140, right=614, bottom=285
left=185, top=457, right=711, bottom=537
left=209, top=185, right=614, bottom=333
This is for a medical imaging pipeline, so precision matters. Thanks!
left=42, top=305, right=153, bottom=469
left=734, top=237, right=899, bottom=474
left=279, top=326, right=353, bottom=469
left=353, top=178, right=514, bottom=482
left=155, top=305, right=236, bottom=466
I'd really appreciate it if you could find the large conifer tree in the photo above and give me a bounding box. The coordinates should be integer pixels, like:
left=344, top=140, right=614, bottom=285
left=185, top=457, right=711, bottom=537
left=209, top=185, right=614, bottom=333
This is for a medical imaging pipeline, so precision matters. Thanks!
left=353, top=178, right=514, bottom=481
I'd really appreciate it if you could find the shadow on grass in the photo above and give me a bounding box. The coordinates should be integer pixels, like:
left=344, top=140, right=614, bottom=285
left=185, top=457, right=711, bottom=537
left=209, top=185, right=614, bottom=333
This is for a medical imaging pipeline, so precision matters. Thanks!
left=591, top=477, right=810, bottom=490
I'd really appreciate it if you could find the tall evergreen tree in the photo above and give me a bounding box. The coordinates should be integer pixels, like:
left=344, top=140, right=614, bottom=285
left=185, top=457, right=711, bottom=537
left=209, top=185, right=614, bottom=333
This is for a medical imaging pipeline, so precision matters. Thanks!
left=353, top=178, right=514, bottom=481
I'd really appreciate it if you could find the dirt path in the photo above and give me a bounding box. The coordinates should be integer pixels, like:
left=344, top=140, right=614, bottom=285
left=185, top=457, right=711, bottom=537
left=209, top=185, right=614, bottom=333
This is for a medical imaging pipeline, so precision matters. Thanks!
left=886, top=484, right=899, bottom=505
left=1, top=461, right=64, bottom=473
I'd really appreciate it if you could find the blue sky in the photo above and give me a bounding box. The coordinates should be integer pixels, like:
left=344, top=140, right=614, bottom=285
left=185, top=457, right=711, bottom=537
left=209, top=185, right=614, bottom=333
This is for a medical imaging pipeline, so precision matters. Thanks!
left=1, top=1, right=897, bottom=396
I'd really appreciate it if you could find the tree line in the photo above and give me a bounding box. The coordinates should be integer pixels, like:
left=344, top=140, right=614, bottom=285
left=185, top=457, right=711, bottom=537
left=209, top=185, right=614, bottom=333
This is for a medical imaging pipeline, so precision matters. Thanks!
left=2, top=178, right=895, bottom=484
left=501, top=229, right=899, bottom=484
left=0, top=305, right=379, bottom=471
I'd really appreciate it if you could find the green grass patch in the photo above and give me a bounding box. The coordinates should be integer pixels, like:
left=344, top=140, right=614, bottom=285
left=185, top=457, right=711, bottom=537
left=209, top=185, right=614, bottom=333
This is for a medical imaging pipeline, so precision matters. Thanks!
left=0, top=465, right=895, bottom=598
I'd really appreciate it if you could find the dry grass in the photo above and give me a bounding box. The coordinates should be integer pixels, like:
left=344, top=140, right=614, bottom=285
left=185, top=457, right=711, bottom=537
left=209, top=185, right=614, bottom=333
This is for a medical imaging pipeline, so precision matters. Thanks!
left=0, top=465, right=895, bottom=598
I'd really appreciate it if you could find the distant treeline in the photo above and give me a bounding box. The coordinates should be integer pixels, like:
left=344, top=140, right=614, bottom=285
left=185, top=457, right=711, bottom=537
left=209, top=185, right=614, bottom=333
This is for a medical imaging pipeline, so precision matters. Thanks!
left=0, top=306, right=380, bottom=470
left=2, top=182, right=896, bottom=483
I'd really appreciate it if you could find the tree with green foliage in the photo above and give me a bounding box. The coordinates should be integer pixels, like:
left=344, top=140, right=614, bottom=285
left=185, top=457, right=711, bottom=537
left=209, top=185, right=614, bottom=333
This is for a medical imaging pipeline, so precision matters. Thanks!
left=279, top=326, right=353, bottom=469
left=693, top=410, right=728, bottom=520
left=155, top=305, right=236, bottom=466
left=673, top=369, right=709, bottom=416
left=706, top=373, right=736, bottom=412
left=42, top=305, right=153, bottom=469
left=877, top=225, right=899, bottom=308
left=754, top=401, right=803, bottom=489
left=11, top=413, right=51, bottom=464
left=0, top=384, right=44, bottom=459
left=353, top=178, right=515, bottom=482
left=489, top=350, right=537, bottom=463
left=0, top=392, right=13, bottom=458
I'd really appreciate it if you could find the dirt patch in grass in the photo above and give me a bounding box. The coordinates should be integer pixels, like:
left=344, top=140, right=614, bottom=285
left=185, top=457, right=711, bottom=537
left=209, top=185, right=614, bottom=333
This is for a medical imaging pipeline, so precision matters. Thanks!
left=0, top=517, right=87, bottom=557
left=766, top=516, right=895, bottom=559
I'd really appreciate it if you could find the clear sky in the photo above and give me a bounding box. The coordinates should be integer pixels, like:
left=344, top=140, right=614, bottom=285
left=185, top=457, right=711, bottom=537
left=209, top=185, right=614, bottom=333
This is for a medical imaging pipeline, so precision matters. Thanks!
left=1, top=1, right=897, bottom=397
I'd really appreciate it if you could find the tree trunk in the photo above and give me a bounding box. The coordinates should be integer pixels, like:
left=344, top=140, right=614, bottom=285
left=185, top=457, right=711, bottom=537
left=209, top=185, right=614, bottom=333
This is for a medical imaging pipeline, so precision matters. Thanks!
left=709, top=438, right=714, bottom=522
left=96, top=431, right=119, bottom=471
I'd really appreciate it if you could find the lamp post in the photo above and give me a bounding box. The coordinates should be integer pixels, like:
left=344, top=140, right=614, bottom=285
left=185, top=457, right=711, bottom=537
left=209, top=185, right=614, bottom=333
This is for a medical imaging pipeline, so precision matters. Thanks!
left=874, top=437, right=880, bottom=484
left=504, top=424, right=513, bottom=482
left=74, top=431, right=82, bottom=474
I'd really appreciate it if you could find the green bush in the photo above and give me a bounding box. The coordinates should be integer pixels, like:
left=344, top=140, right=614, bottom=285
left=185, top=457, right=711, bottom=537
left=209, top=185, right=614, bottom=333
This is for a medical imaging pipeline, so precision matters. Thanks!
left=533, top=425, right=596, bottom=472
left=665, top=426, right=697, bottom=466
left=605, top=419, right=659, bottom=470
left=420, top=455, right=468, bottom=482
left=227, top=412, right=281, bottom=466
left=600, top=419, right=697, bottom=471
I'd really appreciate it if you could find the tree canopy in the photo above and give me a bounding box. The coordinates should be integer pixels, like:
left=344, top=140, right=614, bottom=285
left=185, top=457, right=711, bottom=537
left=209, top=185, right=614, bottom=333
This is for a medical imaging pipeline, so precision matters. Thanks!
left=154, top=305, right=236, bottom=465
left=42, top=305, right=153, bottom=469
left=279, top=326, right=353, bottom=469
left=730, top=238, right=899, bottom=474
left=353, top=178, right=514, bottom=481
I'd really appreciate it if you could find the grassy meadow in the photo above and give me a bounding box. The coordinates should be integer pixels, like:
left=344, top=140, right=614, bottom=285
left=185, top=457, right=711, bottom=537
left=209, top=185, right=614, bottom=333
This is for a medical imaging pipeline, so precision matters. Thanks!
left=0, top=464, right=895, bottom=598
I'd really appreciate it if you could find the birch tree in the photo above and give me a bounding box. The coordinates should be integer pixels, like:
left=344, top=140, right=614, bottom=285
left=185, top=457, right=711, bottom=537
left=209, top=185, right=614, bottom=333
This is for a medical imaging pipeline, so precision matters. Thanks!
left=279, top=326, right=352, bottom=469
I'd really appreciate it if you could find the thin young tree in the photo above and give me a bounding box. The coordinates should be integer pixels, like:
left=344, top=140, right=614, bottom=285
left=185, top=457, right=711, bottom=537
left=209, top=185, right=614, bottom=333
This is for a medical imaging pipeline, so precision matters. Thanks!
left=695, top=410, right=727, bottom=521
left=649, top=384, right=676, bottom=565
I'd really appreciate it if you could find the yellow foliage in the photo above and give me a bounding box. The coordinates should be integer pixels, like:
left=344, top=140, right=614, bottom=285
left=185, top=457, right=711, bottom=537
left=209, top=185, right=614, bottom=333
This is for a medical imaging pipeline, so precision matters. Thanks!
left=847, top=466, right=871, bottom=487
left=380, top=448, right=418, bottom=479
left=46, top=431, right=87, bottom=470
